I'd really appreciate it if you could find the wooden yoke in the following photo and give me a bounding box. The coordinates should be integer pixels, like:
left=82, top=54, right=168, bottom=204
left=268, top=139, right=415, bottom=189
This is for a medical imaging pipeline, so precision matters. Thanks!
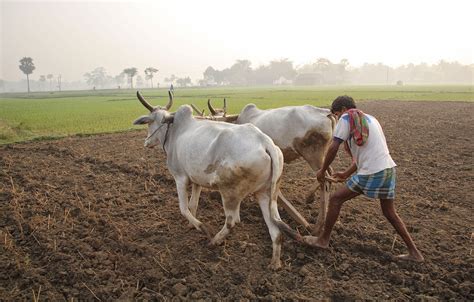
left=194, top=114, right=239, bottom=123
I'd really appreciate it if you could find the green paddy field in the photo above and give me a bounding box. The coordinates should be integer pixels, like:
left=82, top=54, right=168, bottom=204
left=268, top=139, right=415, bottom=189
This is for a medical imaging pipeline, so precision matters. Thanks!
left=1, top=85, right=472, bottom=144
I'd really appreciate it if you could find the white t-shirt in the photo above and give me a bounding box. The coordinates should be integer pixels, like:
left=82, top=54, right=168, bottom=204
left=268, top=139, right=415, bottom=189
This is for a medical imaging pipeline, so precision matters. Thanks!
left=334, top=112, right=396, bottom=175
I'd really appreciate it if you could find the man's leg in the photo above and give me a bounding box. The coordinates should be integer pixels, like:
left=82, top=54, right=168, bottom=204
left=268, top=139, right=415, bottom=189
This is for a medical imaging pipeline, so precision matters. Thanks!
left=380, top=199, right=424, bottom=262
left=304, top=186, right=359, bottom=248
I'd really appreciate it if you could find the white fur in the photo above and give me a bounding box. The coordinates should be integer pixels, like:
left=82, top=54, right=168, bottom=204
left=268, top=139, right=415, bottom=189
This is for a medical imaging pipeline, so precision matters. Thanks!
left=137, top=104, right=286, bottom=269
left=236, top=104, right=335, bottom=235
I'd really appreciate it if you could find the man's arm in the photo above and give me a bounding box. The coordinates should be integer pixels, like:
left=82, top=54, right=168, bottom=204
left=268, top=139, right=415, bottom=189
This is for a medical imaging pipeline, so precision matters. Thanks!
left=335, top=162, right=357, bottom=180
left=316, top=138, right=342, bottom=182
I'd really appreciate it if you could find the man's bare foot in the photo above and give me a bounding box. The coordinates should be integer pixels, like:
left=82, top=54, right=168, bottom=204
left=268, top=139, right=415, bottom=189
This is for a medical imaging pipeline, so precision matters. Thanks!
left=302, top=236, right=329, bottom=249
left=395, top=253, right=424, bottom=262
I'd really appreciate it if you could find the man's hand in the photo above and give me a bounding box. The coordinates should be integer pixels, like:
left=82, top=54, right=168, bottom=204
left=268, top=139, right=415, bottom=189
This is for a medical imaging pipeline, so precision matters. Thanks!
left=333, top=171, right=349, bottom=181
left=316, top=169, right=326, bottom=182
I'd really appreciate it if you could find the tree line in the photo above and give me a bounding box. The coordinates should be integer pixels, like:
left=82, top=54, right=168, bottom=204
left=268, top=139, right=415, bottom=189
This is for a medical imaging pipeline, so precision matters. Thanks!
left=6, top=56, right=473, bottom=93
left=82, top=67, right=191, bottom=90
left=200, top=58, right=473, bottom=86
left=12, top=58, right=174, bottom=92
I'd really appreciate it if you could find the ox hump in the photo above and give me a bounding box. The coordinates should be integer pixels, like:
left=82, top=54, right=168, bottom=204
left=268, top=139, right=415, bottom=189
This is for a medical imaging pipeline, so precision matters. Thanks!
left=242, top=103, right=258, bottom=113
left=238, top=104, right=260, bottom=123
left=174, top=105, right=194, bottom=123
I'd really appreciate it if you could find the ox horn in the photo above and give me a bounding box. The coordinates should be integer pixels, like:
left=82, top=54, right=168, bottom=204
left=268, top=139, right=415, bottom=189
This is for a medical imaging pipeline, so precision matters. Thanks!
left=223, top=114, right=239, bottom=123
left=137, top=91, right=154, bottom=112
left=207, top=99, right=217, bottom=115
left=191, top=104, right=205, bottom=116
left=165, top=90, right=173, bottom=110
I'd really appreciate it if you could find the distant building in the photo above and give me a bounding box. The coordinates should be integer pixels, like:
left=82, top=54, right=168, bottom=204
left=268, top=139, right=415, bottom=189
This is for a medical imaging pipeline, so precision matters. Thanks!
left=199, top=79, right=218, bottom=87
left=294, top=73, right=323, bottom=85
left=273, top=76, right=293, bottom=85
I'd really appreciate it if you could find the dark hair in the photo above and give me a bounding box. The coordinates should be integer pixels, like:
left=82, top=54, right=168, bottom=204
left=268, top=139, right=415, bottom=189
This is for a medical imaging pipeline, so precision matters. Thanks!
left=331, top=95, right=356, bottom=113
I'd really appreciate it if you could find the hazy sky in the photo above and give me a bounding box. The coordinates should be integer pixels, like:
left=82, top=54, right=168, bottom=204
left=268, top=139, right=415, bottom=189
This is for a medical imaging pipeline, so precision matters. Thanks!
left=1, top=0, right=473, bottom=83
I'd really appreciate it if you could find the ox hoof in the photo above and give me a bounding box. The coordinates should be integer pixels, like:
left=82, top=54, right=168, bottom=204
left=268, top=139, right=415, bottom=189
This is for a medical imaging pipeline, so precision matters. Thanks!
left=302, top=235, right=329, bottom=249
left=209, top=237, right=224, bottom=246
left=199, top=223, right=215, bottom=240
left=268, top=259, right=282, bottom=271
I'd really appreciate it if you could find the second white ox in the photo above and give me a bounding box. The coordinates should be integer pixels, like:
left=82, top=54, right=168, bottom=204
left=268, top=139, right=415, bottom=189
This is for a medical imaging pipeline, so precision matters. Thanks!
left=133, top=91, right=300, bottom=269
left=207, top=100, right=337, bottom=235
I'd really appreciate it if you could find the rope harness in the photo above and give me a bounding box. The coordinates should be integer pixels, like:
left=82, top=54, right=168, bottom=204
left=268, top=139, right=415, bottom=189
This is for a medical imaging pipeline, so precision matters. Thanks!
left=162, top=122, right=172, bottom=153
left=145, top=122, right=172, bottom=154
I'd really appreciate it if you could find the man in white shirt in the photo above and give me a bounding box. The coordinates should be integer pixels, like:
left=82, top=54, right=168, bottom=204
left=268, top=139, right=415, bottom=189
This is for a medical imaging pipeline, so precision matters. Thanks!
left=304, top=95, right=424, bottom=262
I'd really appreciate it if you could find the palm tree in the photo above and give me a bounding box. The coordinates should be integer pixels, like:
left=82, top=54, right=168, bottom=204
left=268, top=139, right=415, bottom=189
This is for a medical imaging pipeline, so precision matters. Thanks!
left=47, top=74, right=54, bottom=91
left=123, top=68, right=138, bottom=89
left=144, top=67, right=158, bottom=88
left=19, top=57, right=35, bottom=93
left=39, top=75, right=46, bottom=91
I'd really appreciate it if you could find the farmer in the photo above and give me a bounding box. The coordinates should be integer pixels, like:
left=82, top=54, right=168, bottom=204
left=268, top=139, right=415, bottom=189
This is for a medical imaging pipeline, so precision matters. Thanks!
left=304, top=95, right=424, bottom=262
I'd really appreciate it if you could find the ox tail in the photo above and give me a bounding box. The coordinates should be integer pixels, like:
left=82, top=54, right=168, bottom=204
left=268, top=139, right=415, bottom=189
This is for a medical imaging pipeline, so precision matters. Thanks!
left=265, top=142, right=304, bottom=243
left=326, top=113, right=338, bottom=176
left=327, top=113, right=337, bottom=131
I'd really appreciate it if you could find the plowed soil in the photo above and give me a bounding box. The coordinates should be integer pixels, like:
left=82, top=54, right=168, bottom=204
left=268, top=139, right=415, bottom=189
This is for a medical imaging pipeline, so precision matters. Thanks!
left=1, top=101, right=473, bottom=301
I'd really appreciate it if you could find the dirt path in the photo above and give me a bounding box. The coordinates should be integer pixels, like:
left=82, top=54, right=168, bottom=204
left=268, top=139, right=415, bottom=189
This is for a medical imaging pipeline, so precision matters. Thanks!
left=1, top=101, right=473, bottom=300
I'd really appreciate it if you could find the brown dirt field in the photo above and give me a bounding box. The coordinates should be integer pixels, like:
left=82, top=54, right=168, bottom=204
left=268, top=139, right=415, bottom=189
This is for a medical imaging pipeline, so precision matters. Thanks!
left=1, top=101, right=473, bottom=301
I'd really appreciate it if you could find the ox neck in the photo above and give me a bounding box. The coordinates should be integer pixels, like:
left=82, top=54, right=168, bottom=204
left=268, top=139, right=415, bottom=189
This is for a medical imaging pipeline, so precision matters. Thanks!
left=161, top=122, right=172, bottom=154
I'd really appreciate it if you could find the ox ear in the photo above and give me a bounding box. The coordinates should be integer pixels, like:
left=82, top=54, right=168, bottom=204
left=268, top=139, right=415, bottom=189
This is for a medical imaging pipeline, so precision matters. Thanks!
left=133, top=115, right=153, bottom=125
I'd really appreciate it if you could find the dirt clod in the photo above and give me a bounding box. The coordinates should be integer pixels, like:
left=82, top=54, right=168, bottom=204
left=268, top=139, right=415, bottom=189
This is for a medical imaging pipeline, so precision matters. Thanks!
left=0, top=101, right=473, bottom=300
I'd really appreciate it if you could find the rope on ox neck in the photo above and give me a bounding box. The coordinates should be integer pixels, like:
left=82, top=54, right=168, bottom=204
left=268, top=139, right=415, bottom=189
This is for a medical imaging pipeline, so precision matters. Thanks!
left=162, top=122, right=172, bottom=154
left=145, top=123, right=166, bottom=141
left=145, top=122, right=172, bottom=154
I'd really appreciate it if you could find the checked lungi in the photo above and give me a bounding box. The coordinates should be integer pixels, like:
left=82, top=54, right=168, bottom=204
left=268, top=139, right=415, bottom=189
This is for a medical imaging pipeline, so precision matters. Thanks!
left=346, top=167, right=396, bottom=199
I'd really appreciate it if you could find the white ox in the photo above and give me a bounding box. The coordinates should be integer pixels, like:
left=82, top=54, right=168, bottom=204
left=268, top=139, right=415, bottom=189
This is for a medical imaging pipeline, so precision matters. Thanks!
left=207, top=100, right=337, bottom=235
left=133, top=92, right=301, bottom=269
